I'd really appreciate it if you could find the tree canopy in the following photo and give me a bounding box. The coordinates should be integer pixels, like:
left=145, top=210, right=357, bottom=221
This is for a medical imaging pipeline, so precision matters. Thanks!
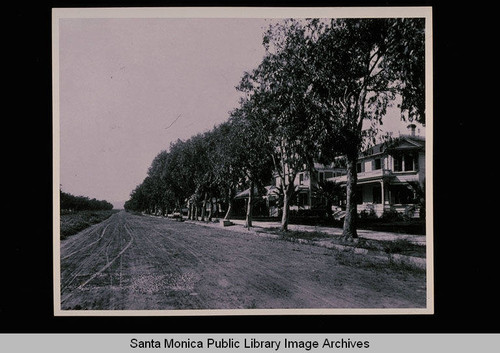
left=60, top=190, right=114, bottom=212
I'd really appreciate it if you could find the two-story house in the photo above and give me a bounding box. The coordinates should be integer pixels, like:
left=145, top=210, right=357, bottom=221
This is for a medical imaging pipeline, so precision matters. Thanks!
left=328, top=125, right=425, bottom=218
left=266, top=162, right=346, bottom=216
left=293, top=162, right=347, bottom=211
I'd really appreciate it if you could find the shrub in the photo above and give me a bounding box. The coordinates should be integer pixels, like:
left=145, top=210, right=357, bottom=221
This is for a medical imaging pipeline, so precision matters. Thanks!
left=359, top=208, right=377, bottom=220
left=381, top=208, right=403, bottom=221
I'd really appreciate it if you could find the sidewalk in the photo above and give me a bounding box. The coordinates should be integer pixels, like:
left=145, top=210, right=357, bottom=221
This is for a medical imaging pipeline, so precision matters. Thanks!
left=228, top=219, right=426, bottom=245
left=181, top=217, right=426, bottom=245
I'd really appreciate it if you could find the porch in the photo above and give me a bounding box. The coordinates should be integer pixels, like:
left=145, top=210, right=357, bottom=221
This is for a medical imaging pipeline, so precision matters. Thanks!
left=356, top=180, right=421, bottom=219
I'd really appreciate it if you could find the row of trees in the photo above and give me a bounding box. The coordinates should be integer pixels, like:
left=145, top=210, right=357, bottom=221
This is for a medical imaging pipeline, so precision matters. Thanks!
left=125, top=18, right=425, bottom=239
left=60, top=190, right=114, bottom=212
left=124, top=112, right=275, bottom=228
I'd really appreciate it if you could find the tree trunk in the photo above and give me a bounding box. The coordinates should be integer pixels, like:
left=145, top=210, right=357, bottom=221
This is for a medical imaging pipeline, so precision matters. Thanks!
left=281, top=184, right=293, bottom=231
left=245, top=181, right=254, bottom=228
left=343, top=155, right=359, bottom=240
left=326, top=200, right=333, bottom=219
left=214, top=198, right=219, bottom=218
left=201, top=192, right=207, bottom=221
left=186, top=201, right=191, bottom=220
left=208, top=197, right=213, bottom=221
left=190, top=201, right=195, bottom=220
left=224, top=188, right=235, bottom=220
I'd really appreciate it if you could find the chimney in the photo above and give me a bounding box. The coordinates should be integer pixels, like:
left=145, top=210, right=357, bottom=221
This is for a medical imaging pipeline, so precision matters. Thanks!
left=407, top=124, right=416, bottom=136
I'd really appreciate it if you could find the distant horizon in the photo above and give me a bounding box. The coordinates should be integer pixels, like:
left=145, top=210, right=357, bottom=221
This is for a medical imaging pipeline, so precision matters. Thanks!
left=112, top=200, right=125, bottom=210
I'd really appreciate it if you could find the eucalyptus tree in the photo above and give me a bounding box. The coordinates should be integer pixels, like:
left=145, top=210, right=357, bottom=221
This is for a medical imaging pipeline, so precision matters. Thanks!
left=308, top=18, right=426, bottom=239
left=160, top=141, right=188, bottom=213
left=146, top=150, right=173, bottom=216
left=195, top=130, right=220, bottom=221
left=125, top=131, right=216, bottom=218
left=172, top=132, right=218, bottom=221
left=126, top=176, right=156, bottom=214
left=208, top=121, right=246, bottom=221
left=124, top=184, right=144, bottom=212
left=147, top=140, right=195, bottom=216
left=228, top=98, right=274, bottom=229
left=165, top=139, right=197, bottom=218
left=237, top=21, right=321, bottom=231
left=257, top=18, right=425, bottom=239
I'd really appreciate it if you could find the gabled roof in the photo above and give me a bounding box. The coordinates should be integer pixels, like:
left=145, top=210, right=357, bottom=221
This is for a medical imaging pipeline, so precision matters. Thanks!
left=360, top=135, right=425, bottom=158
left=386, top=135, right=425, bottom=152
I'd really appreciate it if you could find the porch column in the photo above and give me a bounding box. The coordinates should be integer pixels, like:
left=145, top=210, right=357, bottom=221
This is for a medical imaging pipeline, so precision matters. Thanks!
left=380, top=180, right=385, bottom=211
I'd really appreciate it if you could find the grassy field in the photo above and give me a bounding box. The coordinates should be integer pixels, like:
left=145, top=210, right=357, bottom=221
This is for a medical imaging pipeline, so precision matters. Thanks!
left=60, top=210, right=120, bottom=239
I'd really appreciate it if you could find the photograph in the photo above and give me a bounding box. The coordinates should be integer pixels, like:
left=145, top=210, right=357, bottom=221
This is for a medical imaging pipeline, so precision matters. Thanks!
left=52, top=7, right=433, bottom=315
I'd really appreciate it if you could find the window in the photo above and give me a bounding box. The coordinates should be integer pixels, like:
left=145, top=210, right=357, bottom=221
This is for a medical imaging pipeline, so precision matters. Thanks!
left=356, top=163, right=362, bottom=173
left=404, top=154, right=415, bottom=171
left=394, top=155, right=403, bottom=172
left=393, top=153, right=418, bottom=172
left=391, top=185, right=415, bottom=204
left=298, top=193, right=308, bottom=206
left=374, top=158, right=381, bottom=170
left=325, top=171, right=333, bottom=179
left=299, top=173, right=304, bottom=185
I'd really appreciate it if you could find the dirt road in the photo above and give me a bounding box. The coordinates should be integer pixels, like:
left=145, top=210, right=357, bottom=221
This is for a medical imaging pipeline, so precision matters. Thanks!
left=59, top=211, right=426, bottom=311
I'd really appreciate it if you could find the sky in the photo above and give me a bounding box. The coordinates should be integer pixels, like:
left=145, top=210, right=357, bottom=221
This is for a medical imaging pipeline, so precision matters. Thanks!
left=58, top=17, right=273, bottom=208
left=56, top=14, right=426, bottom=209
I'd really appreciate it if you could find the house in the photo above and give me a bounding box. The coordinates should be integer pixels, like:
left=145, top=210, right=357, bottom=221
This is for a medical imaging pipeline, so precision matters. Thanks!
left=266, top=162, right=347, bottom=217
left=289, top=162, right=346, bottom=211
left=328, top=124, right=426, bottom=218
left=233, top=185, right=277, bottom=217
left=232, top=124, right=426, bottom=220
left=232, top=163, right=346, bottom=218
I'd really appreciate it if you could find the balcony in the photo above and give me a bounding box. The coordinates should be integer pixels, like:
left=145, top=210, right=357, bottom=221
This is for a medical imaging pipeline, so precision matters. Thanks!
left=358, top=169, right=393, bottom=181
left=327, top=169, right=393, bottom=184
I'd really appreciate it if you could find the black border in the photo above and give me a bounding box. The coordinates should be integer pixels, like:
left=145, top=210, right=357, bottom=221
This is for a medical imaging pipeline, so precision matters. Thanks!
left=4, top=0, right=495, bottom=334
